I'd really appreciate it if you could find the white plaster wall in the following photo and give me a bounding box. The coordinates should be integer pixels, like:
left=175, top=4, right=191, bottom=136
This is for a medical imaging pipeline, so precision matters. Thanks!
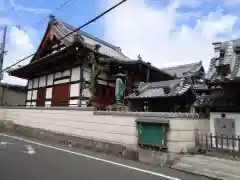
left=71, top=67, right=80, bottom=81
left=0, top=107, right=210, bottom=152
left=33, top=78, right=39, bottom=88
left=167, top=118, right=210, bottom=153
left=55, top=70, right=70, bottom=79
left=69, top=99, right=79, bottom=107
left=0, top=108, right=137, bottom=147
left=28, top=80, right=33, bottom=89
left=32, top=90, right=37, bottom=100
left=46, top=88, right=52, bottom=99
left=47, top=74, right=54, bottom=86
left=27, top=91, right=32, bottom=100
left=39, top=76, right=46, bottom=87
left=70, top=83, right=79, bottom=97
left=55, top=72, right=62, bottom=79
left=45, top=101, right=51, bottom=107
left=81, top=101, right=87, bottom=107
left=54, top=79, right=70, bottom=84
left=62, top=69, right=70, bottom=77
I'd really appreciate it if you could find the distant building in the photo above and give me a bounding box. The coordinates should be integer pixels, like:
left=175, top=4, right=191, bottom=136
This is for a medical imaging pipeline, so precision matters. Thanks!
left=205, top=39, right=240, bottom=112
left=0, top=83, right=27, bottom=106
left=126, top=79, right=196, bottom=112
left=161, top=61, right=205, bottom=82
left=127, top=61, right=207, bottom=112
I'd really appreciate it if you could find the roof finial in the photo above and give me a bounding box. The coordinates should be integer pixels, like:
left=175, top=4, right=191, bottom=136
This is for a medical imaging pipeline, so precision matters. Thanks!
left=49, top=14, right=55, bottom=21
left=94, top=44, right=101, bottom=52
left=138, top=54, right=142, bottom=61
left=49, top=14, right=57, bottom=25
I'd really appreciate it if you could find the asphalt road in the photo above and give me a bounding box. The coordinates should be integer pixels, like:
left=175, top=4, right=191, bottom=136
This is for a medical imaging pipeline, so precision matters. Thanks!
left=0, top=134, right=210, bottom=180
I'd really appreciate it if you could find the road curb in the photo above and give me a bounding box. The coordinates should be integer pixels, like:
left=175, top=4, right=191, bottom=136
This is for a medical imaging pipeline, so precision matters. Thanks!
left=171, top=166, right=225, bottom=180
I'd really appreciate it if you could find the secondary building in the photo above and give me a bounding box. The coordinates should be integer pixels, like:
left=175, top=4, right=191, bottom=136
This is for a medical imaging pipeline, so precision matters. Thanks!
left=127, top=61, right=207, bottom=112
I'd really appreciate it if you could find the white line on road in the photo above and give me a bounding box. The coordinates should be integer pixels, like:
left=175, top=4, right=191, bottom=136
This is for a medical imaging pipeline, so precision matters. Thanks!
left=25, top=145, right=36, bottom=155
left=0, top=133, right=181, bottom=180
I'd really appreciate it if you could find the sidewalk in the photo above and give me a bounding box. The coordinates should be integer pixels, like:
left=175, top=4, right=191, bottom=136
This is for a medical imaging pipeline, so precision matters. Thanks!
left=172, top=155, right=240, bottom=180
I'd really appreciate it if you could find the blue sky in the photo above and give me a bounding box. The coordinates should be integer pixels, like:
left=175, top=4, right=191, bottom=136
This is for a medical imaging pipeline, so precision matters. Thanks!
left=1, top=0, right=105, bottom=46
left=1, top=0, right=240, bottom=85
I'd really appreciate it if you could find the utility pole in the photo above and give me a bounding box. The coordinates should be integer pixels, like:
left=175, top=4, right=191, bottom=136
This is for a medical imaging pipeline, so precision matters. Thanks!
left=0, top=26, right=7, bottom=106
left=0, top=26, right=7, bottom=82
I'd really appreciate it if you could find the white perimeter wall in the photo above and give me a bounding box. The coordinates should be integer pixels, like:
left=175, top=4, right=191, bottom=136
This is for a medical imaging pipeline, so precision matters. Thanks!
left=167, top=118, right=209, bottom=153
left=0, top=108, right=210, bottom=152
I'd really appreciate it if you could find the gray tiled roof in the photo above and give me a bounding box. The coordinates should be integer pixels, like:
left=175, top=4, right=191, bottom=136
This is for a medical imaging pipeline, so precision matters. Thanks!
left=161, top=61, right=204, bottom=78
left=206, top=39, right=240, bottom=83
left=51, top=19, right=131, bottom=61
left=193, top=88, right=235, bottom=108
left=127, top=79, right=192, bottom=99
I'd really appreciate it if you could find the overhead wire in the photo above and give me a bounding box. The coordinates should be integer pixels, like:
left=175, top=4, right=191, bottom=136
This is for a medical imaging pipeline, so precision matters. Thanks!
left=2, top=0, right=127, bottom=74
left=7, top=0, right=79, bottom=39
left=1, top=0, right=80, bottom=72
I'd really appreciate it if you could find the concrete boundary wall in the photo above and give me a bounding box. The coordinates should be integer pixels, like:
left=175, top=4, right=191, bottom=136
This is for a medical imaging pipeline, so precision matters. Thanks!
left=0, top=107, right=210, bottom=153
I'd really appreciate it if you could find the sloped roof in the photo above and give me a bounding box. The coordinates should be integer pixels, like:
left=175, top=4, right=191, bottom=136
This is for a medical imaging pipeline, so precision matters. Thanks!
left=205, top=58, right=217, bottom=82
left=34, top=17, right=131, bottom=62
left=161, top=61, right=204, bottom=78
left=9, top=16, right=174, bottom=80
left=127, top=79, right=193, bottom=99
left=193, top=88, right=235, bottom=108
left=206, top=39, right=240, bottom=83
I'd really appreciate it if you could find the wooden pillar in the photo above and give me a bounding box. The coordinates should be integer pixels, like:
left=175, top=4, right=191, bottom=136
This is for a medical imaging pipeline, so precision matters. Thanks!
left=146, top=62, right=151, bottom=82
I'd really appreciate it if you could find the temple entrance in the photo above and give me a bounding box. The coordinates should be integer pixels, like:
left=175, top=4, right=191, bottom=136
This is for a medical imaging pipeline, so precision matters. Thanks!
left=36, top=87, right=46, bottom=107
left=52, top=83, right=70, bottom=106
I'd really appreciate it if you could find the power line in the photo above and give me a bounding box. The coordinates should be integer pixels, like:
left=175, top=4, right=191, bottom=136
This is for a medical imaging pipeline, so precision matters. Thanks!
left=3, top=0, right=127, bottom=74
left=2, top=0, right=80, bottom=74
left=34, top=0, right=78, bottom=27
left=12, top=0, right=79, bottom=39
left=2, top=0, right=80, bottom=71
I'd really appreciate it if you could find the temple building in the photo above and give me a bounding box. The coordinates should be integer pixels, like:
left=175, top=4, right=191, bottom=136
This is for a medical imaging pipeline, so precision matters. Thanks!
left=8, top=16, right=173, bottom=108
left=127, top=61, right=207, bottom=112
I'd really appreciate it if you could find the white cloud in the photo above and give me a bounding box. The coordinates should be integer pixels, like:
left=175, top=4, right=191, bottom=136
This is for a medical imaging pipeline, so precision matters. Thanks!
left=0, top=17, right=12, bottom=25
left=102, top=0, right=238, bottom=71
left=224, top=0, right=240, bottom=5
left=12, top=5, right=51, bottom=15
left=9, top=0, right=51, bottom=15
left=177, top=0, right=202, bottom=7
left=2, top=27, right=36, bottom=86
